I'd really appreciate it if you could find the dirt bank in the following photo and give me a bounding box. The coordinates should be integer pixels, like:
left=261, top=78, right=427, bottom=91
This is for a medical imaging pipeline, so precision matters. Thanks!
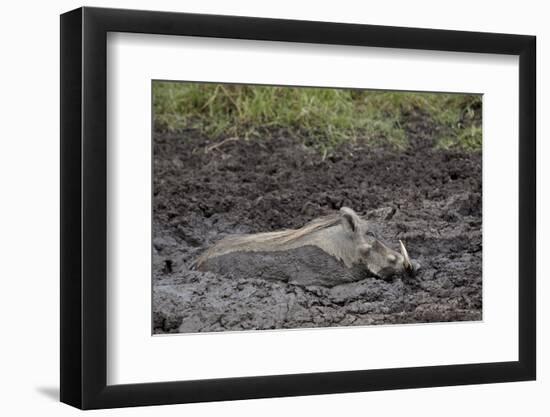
left=152, top=116, right=482, bottom=333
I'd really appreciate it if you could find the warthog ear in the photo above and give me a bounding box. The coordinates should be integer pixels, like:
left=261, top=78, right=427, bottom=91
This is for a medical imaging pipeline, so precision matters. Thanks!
left=340, top=207, right=361, bottom=234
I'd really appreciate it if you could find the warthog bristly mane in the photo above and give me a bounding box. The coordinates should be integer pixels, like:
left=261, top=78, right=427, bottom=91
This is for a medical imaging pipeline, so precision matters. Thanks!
left=195, top=212, right=350, bottom=268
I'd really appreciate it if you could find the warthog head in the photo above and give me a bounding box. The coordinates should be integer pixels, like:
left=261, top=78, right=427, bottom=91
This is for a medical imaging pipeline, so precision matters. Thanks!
left=339, top=207, right=421, bottom=279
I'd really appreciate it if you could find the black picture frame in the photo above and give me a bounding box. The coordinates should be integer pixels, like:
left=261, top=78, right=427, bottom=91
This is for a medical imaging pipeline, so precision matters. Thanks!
left=60, top=6, right=536, bottom=410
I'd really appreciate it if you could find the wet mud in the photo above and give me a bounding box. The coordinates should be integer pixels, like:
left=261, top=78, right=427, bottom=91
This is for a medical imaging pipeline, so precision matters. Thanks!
left=152, top=117, right=482, bottom=333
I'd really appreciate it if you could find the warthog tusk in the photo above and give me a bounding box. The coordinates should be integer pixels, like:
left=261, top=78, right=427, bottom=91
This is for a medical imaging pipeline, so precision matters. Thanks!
left=399, top=240, right=413, bottom=272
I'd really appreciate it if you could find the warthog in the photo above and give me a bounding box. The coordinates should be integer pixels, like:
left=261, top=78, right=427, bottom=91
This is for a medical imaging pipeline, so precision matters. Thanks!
left=194, top=207, right=420, bottom=287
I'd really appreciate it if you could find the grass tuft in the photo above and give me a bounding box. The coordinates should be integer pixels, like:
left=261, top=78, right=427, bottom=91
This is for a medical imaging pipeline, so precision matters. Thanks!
left=153, top=82, right=481, bottom=152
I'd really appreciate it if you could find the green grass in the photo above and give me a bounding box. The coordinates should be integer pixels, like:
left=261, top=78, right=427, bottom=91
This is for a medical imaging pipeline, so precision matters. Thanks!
left=153, top=82, right=482, bottom=152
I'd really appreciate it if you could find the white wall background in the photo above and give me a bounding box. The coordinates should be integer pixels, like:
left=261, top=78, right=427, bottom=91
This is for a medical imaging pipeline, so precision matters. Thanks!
left=0, top=0, right=546, bottom=415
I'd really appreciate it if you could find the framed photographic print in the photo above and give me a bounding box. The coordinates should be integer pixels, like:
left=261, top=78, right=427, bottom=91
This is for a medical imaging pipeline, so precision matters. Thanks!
left=60, top=6, right=536, bottom=409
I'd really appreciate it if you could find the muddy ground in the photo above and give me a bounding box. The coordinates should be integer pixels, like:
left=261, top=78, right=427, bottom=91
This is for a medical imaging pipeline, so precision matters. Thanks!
left=152, top=116, right=482, bottom=334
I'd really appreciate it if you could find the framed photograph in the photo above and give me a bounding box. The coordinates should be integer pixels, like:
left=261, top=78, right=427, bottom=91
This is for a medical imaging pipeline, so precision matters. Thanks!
left=60, top=6, right=536, bottom=409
